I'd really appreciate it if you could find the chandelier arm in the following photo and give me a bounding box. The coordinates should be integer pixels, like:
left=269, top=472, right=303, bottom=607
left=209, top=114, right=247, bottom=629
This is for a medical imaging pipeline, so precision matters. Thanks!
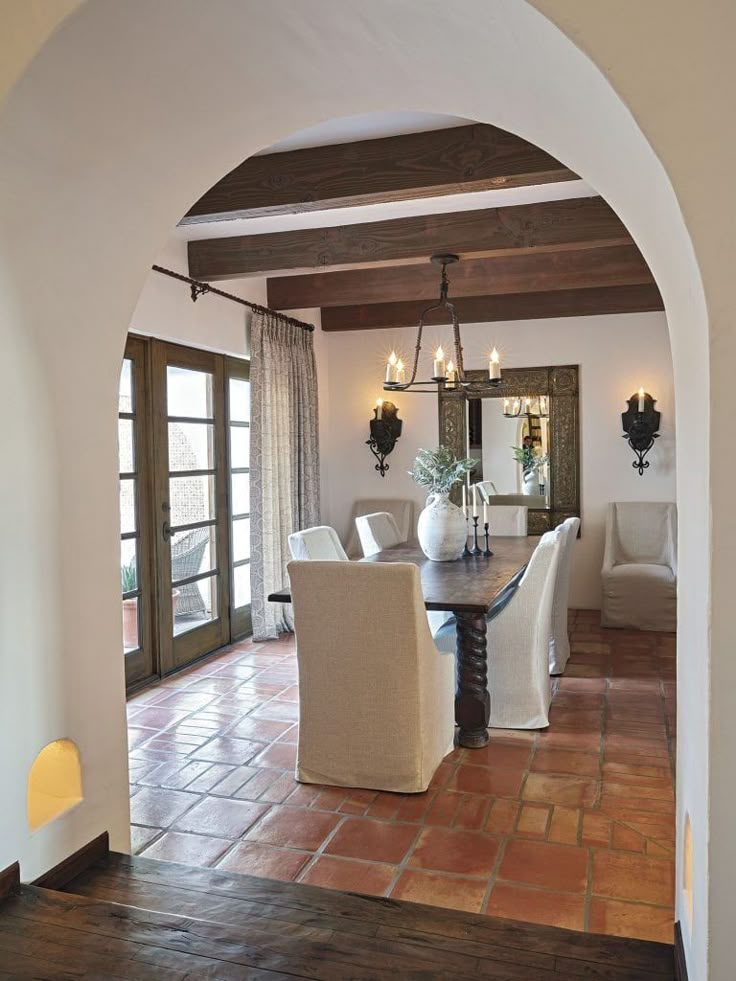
left=450, top=305, right=465, bottom=381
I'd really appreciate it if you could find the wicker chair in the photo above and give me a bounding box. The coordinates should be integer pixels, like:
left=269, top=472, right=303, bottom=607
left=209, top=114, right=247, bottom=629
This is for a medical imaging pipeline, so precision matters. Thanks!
left=172, top=527, right=210, bottom=616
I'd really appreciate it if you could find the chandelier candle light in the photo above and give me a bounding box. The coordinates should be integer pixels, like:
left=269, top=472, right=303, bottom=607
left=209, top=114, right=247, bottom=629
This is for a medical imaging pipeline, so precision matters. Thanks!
left=383, top=255, right=504, bottom=395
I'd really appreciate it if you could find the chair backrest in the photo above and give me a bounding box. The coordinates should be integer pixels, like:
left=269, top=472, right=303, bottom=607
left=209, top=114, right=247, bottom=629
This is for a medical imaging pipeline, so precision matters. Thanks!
left=344, top=499, right=415, bottom=558
left=288, top=525, right=349, bottom=561
left=513, top=529, right=563, bottom=648
left=549, top=517, right=580, bottom=667
left=488, top=505, right=528, bottom=536
left=605, top=502, right=677, bottom=567
left=355, top=511, right=403, bottom=558
left=476, top=480, right=498, bottom=504
left=171, top=526, right=210, bottom=575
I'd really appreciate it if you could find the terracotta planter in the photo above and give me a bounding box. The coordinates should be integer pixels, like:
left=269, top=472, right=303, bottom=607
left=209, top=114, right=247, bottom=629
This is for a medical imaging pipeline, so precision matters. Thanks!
left=121, top=597, right=138, bottom=649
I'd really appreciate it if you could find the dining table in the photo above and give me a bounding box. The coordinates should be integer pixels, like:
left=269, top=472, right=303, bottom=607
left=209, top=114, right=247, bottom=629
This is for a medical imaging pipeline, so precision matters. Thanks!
left=269, top=536, right=537, bottom=750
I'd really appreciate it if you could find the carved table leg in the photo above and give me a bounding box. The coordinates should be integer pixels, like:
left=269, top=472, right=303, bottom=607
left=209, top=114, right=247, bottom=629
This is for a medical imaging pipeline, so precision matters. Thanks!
left=455, top=611, right=490, bottom=748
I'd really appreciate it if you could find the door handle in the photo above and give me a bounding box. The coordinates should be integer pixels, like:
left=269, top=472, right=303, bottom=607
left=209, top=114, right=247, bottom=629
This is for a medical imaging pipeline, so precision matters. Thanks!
left=162, top=520, right=172, bottom=543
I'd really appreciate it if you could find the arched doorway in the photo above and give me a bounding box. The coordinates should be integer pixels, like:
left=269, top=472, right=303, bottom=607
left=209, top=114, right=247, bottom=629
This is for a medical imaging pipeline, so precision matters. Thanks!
left=0, top=1, right=713, bottom=975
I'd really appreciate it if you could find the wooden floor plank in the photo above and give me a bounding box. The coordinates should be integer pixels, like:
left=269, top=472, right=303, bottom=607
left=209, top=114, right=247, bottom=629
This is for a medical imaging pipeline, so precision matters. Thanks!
left=71, top=852, right=674, bottom=977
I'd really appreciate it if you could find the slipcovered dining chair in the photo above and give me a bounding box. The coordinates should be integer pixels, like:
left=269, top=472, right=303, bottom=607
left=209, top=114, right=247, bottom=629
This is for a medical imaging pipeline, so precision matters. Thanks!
left=288, top=525, right=349, bottom=562
left=548, top=516, right=581, bottom=675
left=435, top=529, right=562, bottom=729
left=476, top=480, right=499, bottom=503
left=488, top=505, right=528, bottom=536
left=345, top=498, right=414, bottom=558
left=288, top=560, right=455, bottom=792
left=601, top=502, right=677, bottom=631
left=355, top=511, right=402, bottom=558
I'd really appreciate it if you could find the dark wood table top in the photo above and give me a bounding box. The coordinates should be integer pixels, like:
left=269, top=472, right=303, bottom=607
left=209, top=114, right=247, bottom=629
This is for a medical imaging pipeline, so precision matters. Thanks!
left=269, top=537, right=537, bottom=615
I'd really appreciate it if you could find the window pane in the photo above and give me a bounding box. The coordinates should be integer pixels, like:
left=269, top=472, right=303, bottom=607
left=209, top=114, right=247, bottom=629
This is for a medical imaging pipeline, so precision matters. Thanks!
left=119, top=359, right=133, bottom=413
left=168, top=421, right=214, bottom=472
left=120, top=539, right=138, bottom=593
left=171, top=526, right=216, bottom=584
left=119, top=478, right=136, bottom=535
left=232, top=517, right=250, bottom=562
left=118, top=418, right=134, bottom=474
left=173, top=574, right=218, bottom=635
left=231, top=473, right=250, bottom=516
left=169, top=475, right=215, bottom=526
left=229, top=377, right=250, bottom=422
left=167, top=365, right=212, bottom=418
left=233, top=564, right=251, bottom=608
left=230, top=425, right=250, bottom=469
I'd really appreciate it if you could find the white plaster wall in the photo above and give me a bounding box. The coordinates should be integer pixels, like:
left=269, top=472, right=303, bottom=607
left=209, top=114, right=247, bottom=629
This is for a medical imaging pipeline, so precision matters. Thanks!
left=320, top=313, right=675, bottom=609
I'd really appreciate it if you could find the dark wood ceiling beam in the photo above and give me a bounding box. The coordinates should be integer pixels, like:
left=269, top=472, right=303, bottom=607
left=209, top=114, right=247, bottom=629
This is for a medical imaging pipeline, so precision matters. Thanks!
left=182, top=123, right=577, bottom=224
left=188, top=197, right=630, bottom=280
left=267, top=245, right=652, bottom=310
left=320, top=284, right=664, bottom=332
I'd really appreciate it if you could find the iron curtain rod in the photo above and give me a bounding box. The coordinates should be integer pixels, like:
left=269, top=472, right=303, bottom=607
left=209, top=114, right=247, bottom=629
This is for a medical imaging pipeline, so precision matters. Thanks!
left=152, top=264, right=315, bottom=332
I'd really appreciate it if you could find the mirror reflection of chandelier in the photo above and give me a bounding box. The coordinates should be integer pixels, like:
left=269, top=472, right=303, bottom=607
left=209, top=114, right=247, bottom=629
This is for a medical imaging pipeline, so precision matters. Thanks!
left=503, top=395, right=549, bottom=418
left=382, top=254, right=502, bottom=395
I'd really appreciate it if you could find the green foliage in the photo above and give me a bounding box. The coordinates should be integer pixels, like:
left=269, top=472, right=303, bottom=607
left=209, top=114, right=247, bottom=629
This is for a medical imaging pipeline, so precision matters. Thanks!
left=511, top=444, right=549, bottom=474
left=121, top=559, right=137, bottom=593
left=409, top=446, right=476, bottom=495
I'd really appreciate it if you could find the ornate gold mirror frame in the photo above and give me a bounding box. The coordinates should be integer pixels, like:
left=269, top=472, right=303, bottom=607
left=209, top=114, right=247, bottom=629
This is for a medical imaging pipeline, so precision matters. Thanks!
left=439, top=364, right=580, bottom=535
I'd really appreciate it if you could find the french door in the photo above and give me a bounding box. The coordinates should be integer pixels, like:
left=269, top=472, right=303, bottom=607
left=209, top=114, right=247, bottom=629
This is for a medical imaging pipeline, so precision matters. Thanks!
left=119, top=336, right=251, bottom=691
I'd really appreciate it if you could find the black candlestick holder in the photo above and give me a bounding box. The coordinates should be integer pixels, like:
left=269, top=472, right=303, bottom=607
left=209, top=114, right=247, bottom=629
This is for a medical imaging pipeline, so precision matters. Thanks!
left=470, top=515, right=482, bottom=555
left=483, top=522, right=493, bottom=557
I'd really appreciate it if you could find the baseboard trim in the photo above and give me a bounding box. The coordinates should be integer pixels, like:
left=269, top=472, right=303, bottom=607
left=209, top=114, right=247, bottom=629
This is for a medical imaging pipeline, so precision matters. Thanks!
left=0, top=862, right=20, bottom=901
left=32, top=830, right=109, bottom=889
left=674, top=922, right=689, bottom=981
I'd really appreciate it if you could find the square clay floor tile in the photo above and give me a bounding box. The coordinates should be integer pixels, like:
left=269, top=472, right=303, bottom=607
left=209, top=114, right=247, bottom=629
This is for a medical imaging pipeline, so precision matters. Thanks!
left=487, top=883, right=585, bottom=931
left=390, top=869, right=487, bottom=913
left=448, top=764, right=525, bottom=798
left=226, top=717, right=294, bottom=742
left=324, top=818, right=418, bottom=865
left=246, top=805, right=341, bottom=851
left=216, top=841, right=310, bottom=881
left=409, top=827, right=500, bottom=877
left=140, top=831, right=231, bottom=867
left=299, top=856, right=396, bottom=896
left=192, top=737, right=264, bottom=765
left=522, top=772, right=598, bottom=808
left=130, top=825, right=163, bottom=854
left=250, top=741, right=298, bottom=769
left=173, top=796, right=269, bottom=838
left=589, top=898, right=674, bottom=944
left=498, top=839, right=589, bottom=893
left=461, top=744, right=532, bottom=770
left=129, top=787, right=201, bottom=828
left=530, top=748, right=601, bottom=778
left=252, top=700, right=300, bottom=722
left=591, top=851, right=675, bottom=906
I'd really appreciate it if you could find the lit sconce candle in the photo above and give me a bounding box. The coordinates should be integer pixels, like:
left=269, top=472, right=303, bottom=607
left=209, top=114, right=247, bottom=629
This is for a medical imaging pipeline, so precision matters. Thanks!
left=385, top=351, right=398, bottom=383
left=638, top=386, right=646, bottom=413
left=446, top=359, right=456, bottom=383
left=375, top=398, right=383, bottom=415
left=489, top=347, right=501, bottom=380
left=433, top=345, right=446, bottom=379
left=396, top=358, right=406, bottom=384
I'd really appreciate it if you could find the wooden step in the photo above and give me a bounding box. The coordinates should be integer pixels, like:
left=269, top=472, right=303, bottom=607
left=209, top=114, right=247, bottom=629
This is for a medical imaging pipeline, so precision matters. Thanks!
left=46, top=850, right=675, bottom=980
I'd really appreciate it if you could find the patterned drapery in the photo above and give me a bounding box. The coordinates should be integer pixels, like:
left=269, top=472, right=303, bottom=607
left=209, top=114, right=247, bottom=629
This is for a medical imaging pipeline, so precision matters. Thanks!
left=250, top=312, right=320, bottom=640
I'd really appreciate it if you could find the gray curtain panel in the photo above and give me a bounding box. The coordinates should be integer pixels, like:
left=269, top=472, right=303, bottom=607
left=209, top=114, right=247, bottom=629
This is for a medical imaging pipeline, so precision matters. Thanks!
left=250, top=311, right=320, bottom=640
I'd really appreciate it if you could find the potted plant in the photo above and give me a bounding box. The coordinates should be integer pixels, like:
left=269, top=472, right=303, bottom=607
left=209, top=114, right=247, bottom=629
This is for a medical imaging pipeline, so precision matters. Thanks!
left=409, top=446, right=476, bottom=561
left=121, top=560, right=138, bottom=649
left=511, top=439, right=549, bottom=496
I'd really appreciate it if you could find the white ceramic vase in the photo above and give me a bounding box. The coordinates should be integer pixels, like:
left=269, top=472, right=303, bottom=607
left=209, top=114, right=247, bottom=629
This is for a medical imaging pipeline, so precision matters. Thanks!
left=522, top=470, right=539, bottom=496
left=417, top=492, right=467, bottom=561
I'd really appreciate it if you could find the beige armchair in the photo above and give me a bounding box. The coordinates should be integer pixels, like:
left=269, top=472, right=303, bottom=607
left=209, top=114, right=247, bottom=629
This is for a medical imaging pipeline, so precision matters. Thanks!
left=288, top=560, right=455, bottom=792
left=601, top=502, right=677, bottom=631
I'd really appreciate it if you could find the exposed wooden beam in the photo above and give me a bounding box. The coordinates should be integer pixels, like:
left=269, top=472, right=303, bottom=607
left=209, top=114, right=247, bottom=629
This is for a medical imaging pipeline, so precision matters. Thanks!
left=182, top=123, right=577, bottom=224
left=267, top=245, right=652, bottom=310
left=320, top=284, right=664, bottom=331
left=188, top=197, right=629, bottom=280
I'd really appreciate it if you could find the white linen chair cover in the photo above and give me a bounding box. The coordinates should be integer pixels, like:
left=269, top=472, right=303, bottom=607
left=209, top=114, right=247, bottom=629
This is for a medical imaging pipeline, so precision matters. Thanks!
left=355, top=511, right=402, bottom=557
left=288, top=560, right=455, bottom=792
left=601, top=502, right=677, bottom=631
left=476, top=481, right=499, bottom=503
left=488, top=505, right=528, bottom=536
left=548, top=516, right=581, bottom=675
left=288, top=526, right=349, bottom=562
left=436, top=529, right=562, bottom=728
left=345, top=498, right=414, bottom=558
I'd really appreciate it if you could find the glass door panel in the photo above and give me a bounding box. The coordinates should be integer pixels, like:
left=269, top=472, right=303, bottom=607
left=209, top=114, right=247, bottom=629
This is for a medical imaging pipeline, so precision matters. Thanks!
left=227, top=366, right=252, bottom=639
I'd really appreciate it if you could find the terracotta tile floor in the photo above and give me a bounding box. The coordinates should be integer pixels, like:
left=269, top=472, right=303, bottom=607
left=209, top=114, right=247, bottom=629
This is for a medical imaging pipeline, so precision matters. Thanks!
left=128, top=610, right=676, bottom=943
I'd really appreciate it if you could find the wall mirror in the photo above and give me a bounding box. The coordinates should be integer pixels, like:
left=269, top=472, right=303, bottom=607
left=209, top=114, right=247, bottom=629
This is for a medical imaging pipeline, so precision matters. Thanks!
left=439, top=365, right=580, bottom=535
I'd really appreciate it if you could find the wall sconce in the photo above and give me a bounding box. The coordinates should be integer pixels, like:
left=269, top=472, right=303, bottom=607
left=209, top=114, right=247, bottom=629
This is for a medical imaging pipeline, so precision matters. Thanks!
left=622, top=388, right=661, bottom=475
left=367, top=399, right=402, bottom=477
